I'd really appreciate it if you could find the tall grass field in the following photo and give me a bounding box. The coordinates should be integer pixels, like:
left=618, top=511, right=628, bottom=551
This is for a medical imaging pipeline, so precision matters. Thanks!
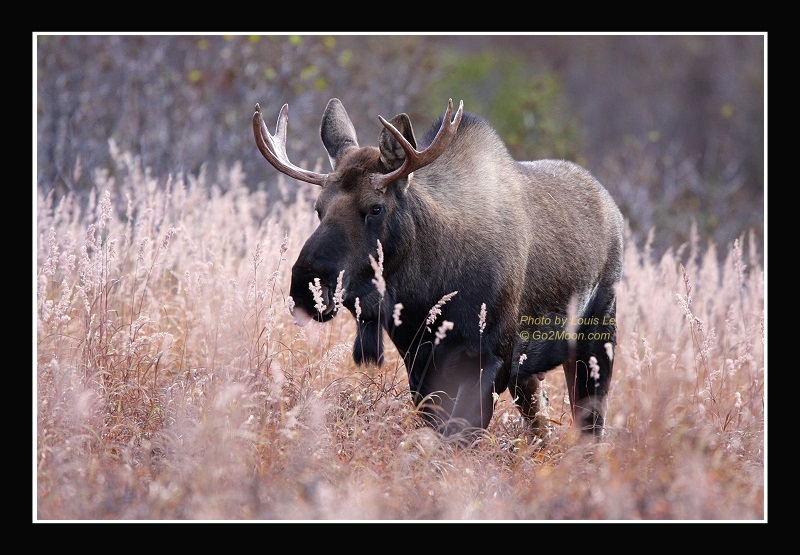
left=35, top=147, right=765, bottom=521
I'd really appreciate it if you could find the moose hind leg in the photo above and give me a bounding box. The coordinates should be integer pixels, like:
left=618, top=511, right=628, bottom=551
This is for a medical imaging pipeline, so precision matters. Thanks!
left=564, top=286, right=616, bottom=438
left=563, top=347, right=612, bottom=437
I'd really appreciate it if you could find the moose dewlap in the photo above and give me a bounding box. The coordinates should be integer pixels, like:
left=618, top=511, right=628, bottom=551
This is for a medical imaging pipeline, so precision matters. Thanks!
left=253, top=98, right=624, bottom=441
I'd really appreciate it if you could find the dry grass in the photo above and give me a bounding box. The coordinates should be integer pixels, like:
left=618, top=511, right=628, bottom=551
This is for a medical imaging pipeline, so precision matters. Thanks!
left=35, top=149, right=765, bottom=521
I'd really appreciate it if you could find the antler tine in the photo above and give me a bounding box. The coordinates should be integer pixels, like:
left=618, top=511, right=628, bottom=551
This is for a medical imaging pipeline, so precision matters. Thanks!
left=253, top=103, right=329, bottom=186
left=372, top=99, right=464, bottom=191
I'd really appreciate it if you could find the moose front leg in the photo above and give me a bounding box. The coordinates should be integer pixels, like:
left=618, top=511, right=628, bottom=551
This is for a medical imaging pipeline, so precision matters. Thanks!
left=409, top=347, right=498, bottom=444
left=441, top=376, right=494, bottom=439
left=509, top=373, right=550, bottom=436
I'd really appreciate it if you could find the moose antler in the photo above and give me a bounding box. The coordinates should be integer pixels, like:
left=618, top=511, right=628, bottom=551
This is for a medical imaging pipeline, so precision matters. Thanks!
left=253, top=103, right=329, bottom=186
left=253, top=99, right=463, bottom=190
left=371, top=98, right=464, bottom=191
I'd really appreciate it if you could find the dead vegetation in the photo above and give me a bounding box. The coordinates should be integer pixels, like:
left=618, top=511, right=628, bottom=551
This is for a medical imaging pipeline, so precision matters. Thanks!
left=36, top=149, right=764, bottom=520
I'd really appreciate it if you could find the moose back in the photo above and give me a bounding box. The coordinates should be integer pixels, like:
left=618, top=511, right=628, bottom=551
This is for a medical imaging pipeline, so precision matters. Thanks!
left=253, top=98, right=624, bottom=440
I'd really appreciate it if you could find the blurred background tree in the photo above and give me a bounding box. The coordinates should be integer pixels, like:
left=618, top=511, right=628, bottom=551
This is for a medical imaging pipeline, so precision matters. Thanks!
left=35, top=33, right=764, bottom=258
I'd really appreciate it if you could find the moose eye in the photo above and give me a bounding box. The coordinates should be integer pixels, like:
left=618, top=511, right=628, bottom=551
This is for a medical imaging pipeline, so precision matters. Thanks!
left=369, top=205, right=383, bottom=217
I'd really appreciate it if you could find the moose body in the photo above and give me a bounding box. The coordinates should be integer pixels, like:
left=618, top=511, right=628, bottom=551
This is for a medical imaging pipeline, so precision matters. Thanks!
left=253, top=98, right=624, bottom=439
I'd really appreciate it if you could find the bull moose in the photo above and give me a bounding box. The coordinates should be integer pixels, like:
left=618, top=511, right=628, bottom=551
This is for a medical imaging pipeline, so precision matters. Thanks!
left=253, top=98, right=624, bottom=441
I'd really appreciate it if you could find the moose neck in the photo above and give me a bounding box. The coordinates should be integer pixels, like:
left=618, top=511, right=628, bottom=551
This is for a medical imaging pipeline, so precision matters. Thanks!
left=375, top=183, right=464, bottom=353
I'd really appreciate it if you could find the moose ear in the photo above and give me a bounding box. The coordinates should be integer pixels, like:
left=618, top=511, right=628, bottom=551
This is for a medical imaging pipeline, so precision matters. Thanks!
left=320, top=98, right=359, bottom=170
left=379, top=113, right=417, bottom=172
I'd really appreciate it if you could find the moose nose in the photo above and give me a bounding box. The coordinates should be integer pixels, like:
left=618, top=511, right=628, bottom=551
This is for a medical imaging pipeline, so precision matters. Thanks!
left=291, top=306, right=313, bottom=327
left=289, top=254, right=340, bottom=322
